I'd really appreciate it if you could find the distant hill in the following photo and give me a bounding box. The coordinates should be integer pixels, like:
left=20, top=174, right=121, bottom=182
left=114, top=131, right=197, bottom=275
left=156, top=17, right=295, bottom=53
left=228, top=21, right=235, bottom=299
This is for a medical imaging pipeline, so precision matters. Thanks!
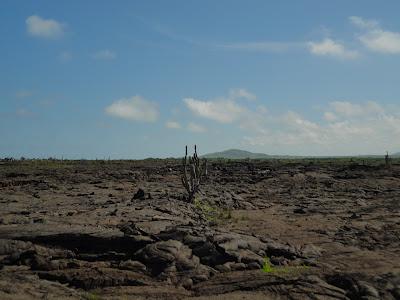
left=201, top=149, right=400, bottom=160
left=202, top=149, right=272, bottom=159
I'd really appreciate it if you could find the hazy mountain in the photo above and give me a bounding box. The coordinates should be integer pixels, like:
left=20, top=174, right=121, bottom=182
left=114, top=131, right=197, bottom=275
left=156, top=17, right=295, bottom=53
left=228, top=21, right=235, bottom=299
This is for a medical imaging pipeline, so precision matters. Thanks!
left=201, top=149, right=400, bottom=159
left=202, top=149, right=272, bottom=159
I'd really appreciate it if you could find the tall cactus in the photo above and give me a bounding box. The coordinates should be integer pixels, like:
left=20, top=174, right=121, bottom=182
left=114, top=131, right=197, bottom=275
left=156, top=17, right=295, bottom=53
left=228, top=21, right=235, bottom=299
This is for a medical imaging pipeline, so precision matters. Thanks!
left=385, top=151, right=391, bottom=169
left=181, top=145, right=207, bottom=202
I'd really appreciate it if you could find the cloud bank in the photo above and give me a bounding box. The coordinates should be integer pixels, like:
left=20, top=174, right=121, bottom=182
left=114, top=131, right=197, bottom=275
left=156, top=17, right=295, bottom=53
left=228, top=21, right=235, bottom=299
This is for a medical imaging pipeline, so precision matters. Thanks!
left=179, top=90, right=400, bottom=155
left=350, top=16, right=400, bottom=54
left=101, top=88, right=400, bottom=155
left=243, top=101, right=400, bottom=155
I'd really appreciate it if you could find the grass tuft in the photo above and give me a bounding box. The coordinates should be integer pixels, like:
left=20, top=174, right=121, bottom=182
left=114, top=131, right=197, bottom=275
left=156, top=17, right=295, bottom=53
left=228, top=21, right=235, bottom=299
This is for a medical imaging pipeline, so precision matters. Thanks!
left=262, top=257, right=310, bottom=274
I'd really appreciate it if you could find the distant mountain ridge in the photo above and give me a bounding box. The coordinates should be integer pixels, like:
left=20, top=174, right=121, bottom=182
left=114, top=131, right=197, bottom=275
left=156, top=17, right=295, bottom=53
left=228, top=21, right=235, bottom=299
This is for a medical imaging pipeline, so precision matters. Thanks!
left=201, top=149, right=400, bottom=159
left=202, top=149, right=272, bottom=159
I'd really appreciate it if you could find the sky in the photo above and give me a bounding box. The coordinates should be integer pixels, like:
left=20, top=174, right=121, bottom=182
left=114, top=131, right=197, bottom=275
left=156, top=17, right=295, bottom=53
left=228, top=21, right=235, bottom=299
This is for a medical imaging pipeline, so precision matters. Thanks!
left=1, top=0, right=400, bottom=159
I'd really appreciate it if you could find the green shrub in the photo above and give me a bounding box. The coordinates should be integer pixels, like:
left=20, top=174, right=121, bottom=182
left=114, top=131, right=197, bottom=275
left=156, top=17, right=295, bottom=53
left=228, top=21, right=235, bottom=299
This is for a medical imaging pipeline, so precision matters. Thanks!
left=262, top=257, right=310, bottom=274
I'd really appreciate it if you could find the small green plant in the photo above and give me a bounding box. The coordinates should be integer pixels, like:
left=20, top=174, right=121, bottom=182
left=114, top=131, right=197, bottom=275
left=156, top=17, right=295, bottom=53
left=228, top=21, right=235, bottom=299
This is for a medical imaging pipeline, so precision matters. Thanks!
left=262, top=256, right=310, bottom=274
left=194, top=198, right=217, bottom=221
left=82, top=292, right=101, bottom=300
left=194, top=198, right=232, bottom=223
left=262, top=257, right=273, bottom=273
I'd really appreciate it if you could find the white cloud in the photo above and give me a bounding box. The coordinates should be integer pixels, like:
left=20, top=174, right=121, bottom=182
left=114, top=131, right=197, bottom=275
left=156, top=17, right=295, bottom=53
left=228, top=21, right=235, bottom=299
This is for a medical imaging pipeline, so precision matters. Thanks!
left=327, top=121, right=374, bottom=139
left=349, top=16, right=379, bottom=30
left=187, top=122, right=206, bottom=133
left=359, top=30, right=400, bottom=54
left=329, top=101, right=365, bottom=117
left=281, top=111, right=322, bottom=144
left=182, top=90, right=399, bottom=154
left=93, top=50, right=116, bottom=60
left=26, top=15, right=65, bottom=39
left=165, top=120, right=181, bottom=129
left=257, top=105, right=268, bottom=114
left=350, top=16, right=400, bottom=54
left=229, top=88, right=256, bottom=101
left=242, top=101, right=400, bottom=155
left=307, top=38, right=359, bottom=59
left=183, top=97, right=245, bottom=123
left=183, top=90, right=267, bottom=134
left=323, top=112, right=337, bottom=122
left=329, top=101, right=384, bottom=117
left=284, top=111, right=319, bottom=130
left=382, top=114, right=400, bottom=135
left=105, top=95, right=159, bottom=122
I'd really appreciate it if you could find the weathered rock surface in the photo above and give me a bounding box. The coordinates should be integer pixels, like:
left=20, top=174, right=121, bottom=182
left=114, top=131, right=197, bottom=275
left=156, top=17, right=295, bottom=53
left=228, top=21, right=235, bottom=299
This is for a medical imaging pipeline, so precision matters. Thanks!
left=0, top=159, right=399, bottom=299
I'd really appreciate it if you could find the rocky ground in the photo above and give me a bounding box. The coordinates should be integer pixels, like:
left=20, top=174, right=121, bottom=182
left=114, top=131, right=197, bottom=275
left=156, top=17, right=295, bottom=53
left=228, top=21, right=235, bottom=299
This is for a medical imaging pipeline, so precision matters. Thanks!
left=0, top=159, right=399, bottom=299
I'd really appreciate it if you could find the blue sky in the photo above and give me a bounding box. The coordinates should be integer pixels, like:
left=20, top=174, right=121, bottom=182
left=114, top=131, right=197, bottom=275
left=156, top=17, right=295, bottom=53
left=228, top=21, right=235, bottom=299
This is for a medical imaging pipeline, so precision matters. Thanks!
left=1, top=0, right=400, bottom=158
